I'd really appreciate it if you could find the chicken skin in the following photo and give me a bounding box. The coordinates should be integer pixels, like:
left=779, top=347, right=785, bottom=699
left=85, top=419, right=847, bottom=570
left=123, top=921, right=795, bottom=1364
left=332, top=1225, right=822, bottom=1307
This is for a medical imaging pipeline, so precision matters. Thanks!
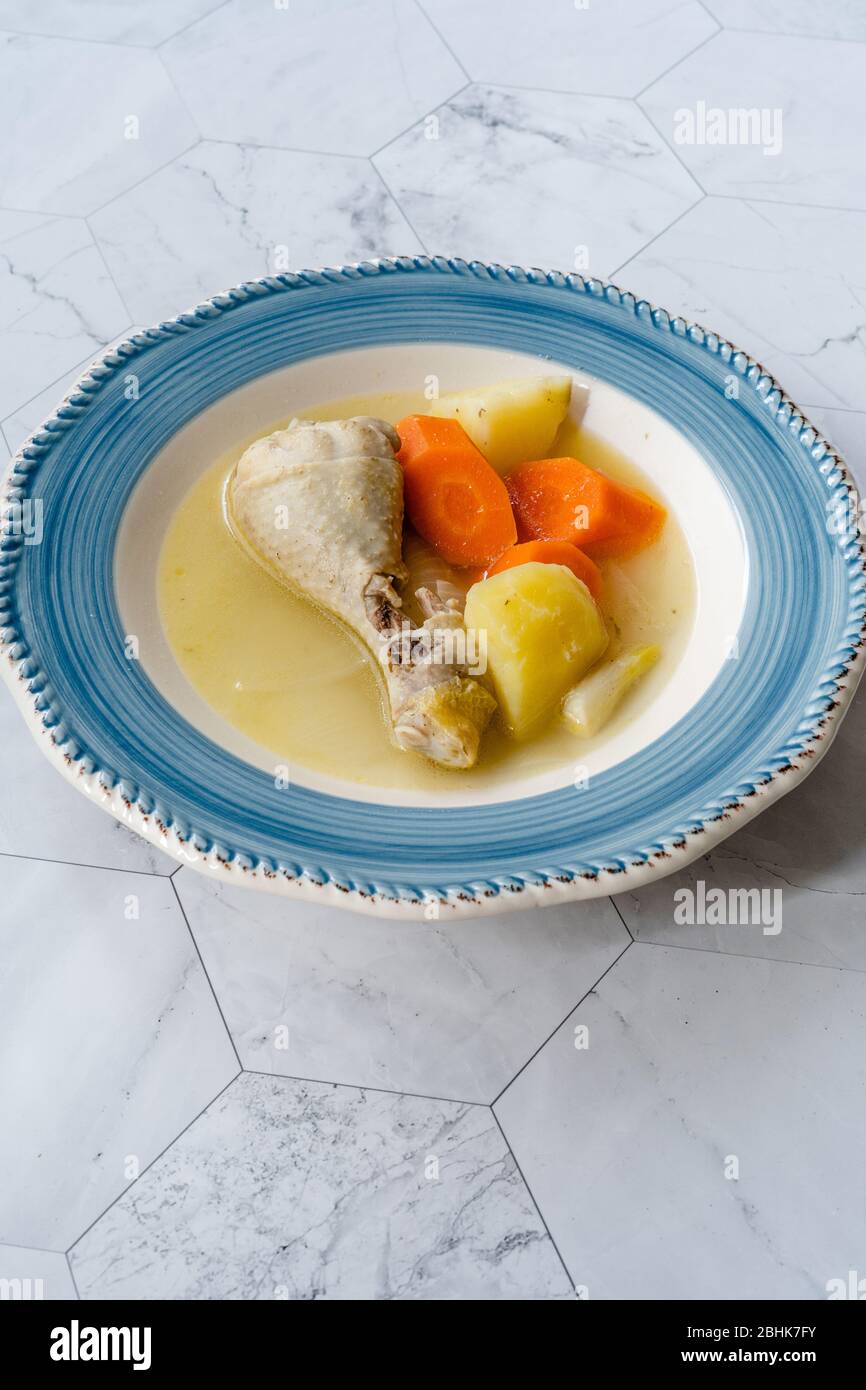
left=228, top=416, right=495, bottom=769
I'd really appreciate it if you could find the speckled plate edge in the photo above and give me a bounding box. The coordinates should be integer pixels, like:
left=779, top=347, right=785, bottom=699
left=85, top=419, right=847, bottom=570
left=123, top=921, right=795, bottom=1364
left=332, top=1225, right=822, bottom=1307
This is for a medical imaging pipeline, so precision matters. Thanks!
left=2, top=255, right=865, bottom=919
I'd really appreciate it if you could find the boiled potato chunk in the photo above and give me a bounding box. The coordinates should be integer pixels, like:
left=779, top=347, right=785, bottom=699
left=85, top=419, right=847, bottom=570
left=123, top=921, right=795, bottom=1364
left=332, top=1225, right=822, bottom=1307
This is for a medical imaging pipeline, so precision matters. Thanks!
left=430, top=376, right=571, bottom=474
left=562, top=644, right=660, bottom=738
left=465, top=562, right=608, bottom=739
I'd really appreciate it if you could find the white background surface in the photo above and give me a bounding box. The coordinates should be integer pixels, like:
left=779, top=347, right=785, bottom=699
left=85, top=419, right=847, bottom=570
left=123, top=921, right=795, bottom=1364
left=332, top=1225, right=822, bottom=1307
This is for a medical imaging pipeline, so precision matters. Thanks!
left=1, top=0, right=865, bottom=1301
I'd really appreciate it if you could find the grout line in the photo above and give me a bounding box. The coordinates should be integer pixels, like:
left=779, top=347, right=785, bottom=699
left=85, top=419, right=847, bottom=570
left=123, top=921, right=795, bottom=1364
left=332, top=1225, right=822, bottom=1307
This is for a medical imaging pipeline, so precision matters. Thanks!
left=158, top=0, right=233, bottom=50
left=490, top=939, right=633, bottom=1108
left=2, top=330, right=145, bottom=451
left=85, top=138, right=202, bottom=221
left=474, top=77, right=698, bottom=106
left=465, top=78, right=633, bottom=101
left=170, top=876, right=244, bottom=1073
left=602, top=188, right=866, bottom=286
left=634, top=97, right=708, bottom=197
left=368, top=79, right=471, bottom=161
left=694, top=0, right=721, bottom=25
left=66, top=1070, right=242, bottom=1257
left=628, top=935, right=866, bottom=976
left=197, top=135, right=391, bottom=161
left=0, top=849, right=171, bottom=878
left=368, top=159, right=431, bottom=256
left=156, top=49, right=203, bottom=144
left=606, top=191, right=706, bottom=280
left=608, top=895, right=634, bottom=943
left=456, top=77, right=728, bottom=104
left=242, top=1066, right=487, bottom=1110
left=0, top=1238, right=69, bottom=1257
left=708, top=25, right=866, bottom=47
left=413, top=0, right=473, bottom=83
left=491, top=1108, right=576, bottom=1295
left=801, top=403, right=866, bottom=417
left=0, top=27, right=169, bottom=53
left=0, top=204, right=81, bottom=221
left=0, top=324, right=138, bottom=435
left=481, top=78, right=648, bottom=107
left=632, top=23, right=721, bottom=101
left=86, top=232, right=135, bottom=325
left=708, top=190, right=866, bottom=216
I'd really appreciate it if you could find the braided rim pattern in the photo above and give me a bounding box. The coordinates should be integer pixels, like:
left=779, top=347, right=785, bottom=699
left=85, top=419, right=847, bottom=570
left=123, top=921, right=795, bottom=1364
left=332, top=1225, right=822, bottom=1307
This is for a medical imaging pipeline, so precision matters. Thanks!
left=1, top=255, right=864, bottom=914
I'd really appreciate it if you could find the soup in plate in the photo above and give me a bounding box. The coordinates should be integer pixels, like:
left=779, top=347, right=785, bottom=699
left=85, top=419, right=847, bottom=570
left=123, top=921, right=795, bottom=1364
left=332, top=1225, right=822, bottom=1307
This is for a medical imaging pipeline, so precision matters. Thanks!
left=159, top=379, right=696, bottom=794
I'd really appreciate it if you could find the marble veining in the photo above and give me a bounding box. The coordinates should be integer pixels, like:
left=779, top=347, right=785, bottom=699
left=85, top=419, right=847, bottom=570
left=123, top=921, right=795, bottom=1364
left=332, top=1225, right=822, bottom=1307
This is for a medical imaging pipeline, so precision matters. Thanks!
left=375, top=84, right=701, bottom=279
left=90, top=142, right=424, bottom=325
left=2, top=0, right=866, bottom=1301
left=70, top=1072, right=573, bottom=1300
left=0, top=211, right=128, bottom=419
left=161, top=0, right=467, bottom=157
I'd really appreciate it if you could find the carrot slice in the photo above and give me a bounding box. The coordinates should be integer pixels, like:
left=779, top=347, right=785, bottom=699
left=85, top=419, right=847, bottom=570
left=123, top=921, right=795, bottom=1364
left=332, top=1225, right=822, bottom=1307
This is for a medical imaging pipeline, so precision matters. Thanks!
left=508, top=456, right=666, bottom=557
left=402, top=450, right=517, bottom=567
left=396, top=414, right=516, bottom=566
left=396, top=414, right=488, bottom=471
left=486, top=540, right=602, bottom=602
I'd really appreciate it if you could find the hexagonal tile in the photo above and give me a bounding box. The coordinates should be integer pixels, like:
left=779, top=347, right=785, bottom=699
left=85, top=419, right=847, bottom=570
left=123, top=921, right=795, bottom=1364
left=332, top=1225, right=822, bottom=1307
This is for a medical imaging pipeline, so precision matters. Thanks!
left=704, top=0, right=866, bottom=41
left=174, top=869, right=628, bottom=1103
left=0, top=211, right=129, bottom=420
left=614, top=684, right=866, bottom=972
left=162, top=0, right=466, bottom=156
left=0, top=858, right=238, bottom=1249
left=70, top=1071, right=573, bottom=1299
left=420, top=0, right=718, bottom=98
left=496, top=943, right=866, bottom=1298
left=0, top=683, right=173, bottom=873
left=0, top=32, right=197, bottom=215
left=640, top=30, right=866, bottom=208
left=90, top=141, right=423, bottom=325
left=0, top=1244, right=76, bottom=1299
left=1, top=326, right=142, bottom=456
left=374, top=84, right=700, bottom=277
left=0, top=0, right=226, bottom=45
left=615, top=197, right=866, bottom=411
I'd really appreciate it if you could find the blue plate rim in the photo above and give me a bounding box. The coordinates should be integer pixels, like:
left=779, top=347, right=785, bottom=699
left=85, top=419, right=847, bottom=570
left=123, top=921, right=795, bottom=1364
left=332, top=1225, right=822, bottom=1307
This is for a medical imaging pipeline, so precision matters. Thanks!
left=1, top=255, right=864, bottom=918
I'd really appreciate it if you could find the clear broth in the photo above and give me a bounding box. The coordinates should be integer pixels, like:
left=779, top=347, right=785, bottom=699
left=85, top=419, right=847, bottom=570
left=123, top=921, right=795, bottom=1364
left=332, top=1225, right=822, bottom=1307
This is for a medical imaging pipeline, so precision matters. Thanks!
left=158, top=392, right=696, bottom=792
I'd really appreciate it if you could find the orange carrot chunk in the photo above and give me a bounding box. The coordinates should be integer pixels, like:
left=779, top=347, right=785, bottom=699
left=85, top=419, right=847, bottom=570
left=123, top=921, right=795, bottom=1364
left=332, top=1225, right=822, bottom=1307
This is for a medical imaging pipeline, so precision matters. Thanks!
left=401, top=452, right=517, bottom=568
left=396, top=414, right=517, bottom=566
left=396, top=414, right=488, bottom=472
left=486, top=540, right=602, bottom=602
left=508, top=456, right=666, bottom=558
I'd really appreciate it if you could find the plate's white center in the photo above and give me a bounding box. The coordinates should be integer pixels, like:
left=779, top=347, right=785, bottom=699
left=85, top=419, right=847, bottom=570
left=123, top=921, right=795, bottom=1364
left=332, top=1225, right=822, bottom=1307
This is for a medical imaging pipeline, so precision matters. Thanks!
left=117, top=343, right=746, bottom=807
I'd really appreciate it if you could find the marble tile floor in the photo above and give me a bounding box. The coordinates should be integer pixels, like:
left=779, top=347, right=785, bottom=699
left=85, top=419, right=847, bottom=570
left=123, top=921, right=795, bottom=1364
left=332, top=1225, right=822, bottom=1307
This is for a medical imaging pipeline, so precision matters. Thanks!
left=2, top=0, right=865, bottom=1300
